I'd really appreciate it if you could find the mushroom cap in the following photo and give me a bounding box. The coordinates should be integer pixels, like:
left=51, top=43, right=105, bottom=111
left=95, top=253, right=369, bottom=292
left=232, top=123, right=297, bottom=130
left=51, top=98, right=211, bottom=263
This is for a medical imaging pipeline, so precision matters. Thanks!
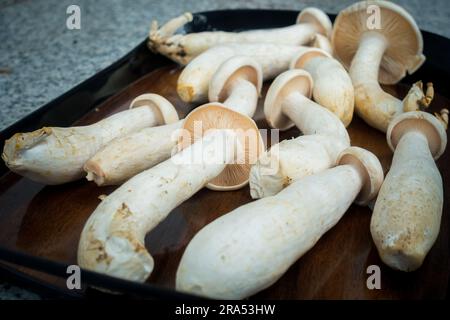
left=290, top=48, right=332, bottom=70
left=338, top=146, right=384, bottom=206
left=264, top=69, right=313, bottom=131
left=208, top=56, right=262, bottom=103
left=297, top=7, right=332, bottom=38
left=332, top=0, right=425, bottom=85
left=180, top=103, right=265, bottom=191
left=129, top=93, right=179, bottom=125
left=387, top=111, right=447, bottom=160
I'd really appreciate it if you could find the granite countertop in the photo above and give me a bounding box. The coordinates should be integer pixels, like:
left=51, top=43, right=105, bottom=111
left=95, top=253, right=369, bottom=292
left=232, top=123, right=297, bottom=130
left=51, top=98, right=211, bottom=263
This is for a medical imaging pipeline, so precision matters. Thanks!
left=0, top=0, right=449, bottom=299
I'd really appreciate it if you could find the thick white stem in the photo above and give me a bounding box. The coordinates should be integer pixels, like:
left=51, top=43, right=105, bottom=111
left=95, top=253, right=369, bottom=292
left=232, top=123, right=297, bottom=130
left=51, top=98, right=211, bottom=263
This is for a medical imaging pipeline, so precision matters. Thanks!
left=371, top=131, right=443, bottom=271
left=2, top=106, right=160, bottom=185
left=149, top=14, right=319, bottom=65
left=85, top=120, right=184, bottom=186
left=78, top=130, right=239, bottom=282
left=178, top=44, right=304, bottom=103
left=177, top=164, right=362, bottom=299
left=249, top=134, right=348, bottom=198
left=223, top=78, right=258, bottom=117
left=282, top=91, right=350, bottom=143
left=350, top=32, right=405, bottom=132
left=250, top=91, right=350, bottom=198
left=302, top=56, right=354, bottom=127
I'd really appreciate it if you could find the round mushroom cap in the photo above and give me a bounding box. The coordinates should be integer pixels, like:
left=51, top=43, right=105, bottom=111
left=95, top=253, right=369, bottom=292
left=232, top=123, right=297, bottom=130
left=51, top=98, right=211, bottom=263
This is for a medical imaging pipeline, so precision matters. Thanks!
left=332, top=1, right=425, bottom=85
left=180, top=103, right=265, bottom=191
left=338, top=146, right=384, bottom=206
left=297, top=7, right=332, bottom=38
left=208, top=56, right=262, bottom=103
left=264, top=69, right=313, bottom=131
left=290, top=48, right=332, bottom=70
left=129, top=93, right=179, bottom=125
left=387, top=111, right=447, bottom=160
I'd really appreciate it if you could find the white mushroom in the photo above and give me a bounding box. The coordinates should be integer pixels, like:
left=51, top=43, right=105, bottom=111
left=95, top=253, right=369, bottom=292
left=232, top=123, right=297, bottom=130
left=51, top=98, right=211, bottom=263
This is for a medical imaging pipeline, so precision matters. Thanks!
left=78, top=104, right=264, bottom=281
left=290, top=48, right=354, bottom=126
left=310, top=33, right=333, bottom=55
left=148, top=8, right=331, bottom=65
left=84, top=57, right=262, bottom=186
left=332, top=1, right=433, bottom=132
left=177, top=147, right=384, bottom=299
left=1, top=94, right=178, bottom=185
left=177, top=43, right=308, bottom=103
left=249, top=69, right=350, bottom=198
left=371, top=110, right=448, bottom=271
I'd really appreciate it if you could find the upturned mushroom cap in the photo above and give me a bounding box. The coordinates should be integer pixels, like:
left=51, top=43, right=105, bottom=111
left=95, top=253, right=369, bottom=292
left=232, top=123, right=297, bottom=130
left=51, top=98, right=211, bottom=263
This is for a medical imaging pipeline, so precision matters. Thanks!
left=264, top=69, right=313, bottom=130
left=289, top=48, right=332, bottom=70
left=129, top=93, right=179, bottom=125
left=338, top=146, right=384, bottom=206
left=180, top=103, right=265, bottom=190
left=296, top=7, right=332, bottom=38
left=387, top=111, right=448, bottom=160
left=332, top=0, right=425, bottom=84
left=208, top=56, right=263, bottom=103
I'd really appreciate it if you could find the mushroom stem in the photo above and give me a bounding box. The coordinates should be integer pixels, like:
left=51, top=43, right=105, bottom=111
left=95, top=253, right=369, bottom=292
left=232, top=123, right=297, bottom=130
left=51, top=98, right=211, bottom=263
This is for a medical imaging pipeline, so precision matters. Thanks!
left=371, top=111, right=447, bottom=271
left=221, top=78, right=258, bottom=117
left=350, top=32, right=430, bottom=132
left=311, top=33, right=333, bottom=55
left=2, top=106, right=166, bottom=185
left=177, top=43, right=306, bottom=103
left=148, top=10, right=330, bottom=65
left=84, top=120, right=184, bottom=186
left=78, top=129, right=240, bottom=282
left=177, top=147, right=383, bottom=299
left=250, top=69, right=350, bottom=198
left=291, top=49, right=354, bottom=127
left=282, top=91, right=350, bottom=142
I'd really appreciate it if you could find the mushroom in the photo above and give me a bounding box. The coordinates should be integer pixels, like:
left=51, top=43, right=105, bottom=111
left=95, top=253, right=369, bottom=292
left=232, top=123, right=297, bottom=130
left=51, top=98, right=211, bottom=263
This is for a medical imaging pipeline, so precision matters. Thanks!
left=148, top=8, right=332, bottom=65
left=371, top=110, right=448, bottom=272
left=78, top=104, right=264, bottom=281
left=310, top=33, right=333, bottom=55
left=177, top=43, right=308, bottom=103
left=84, top=56, right=262, bottom=186
left=290, top=48, right=354, bottom=126
left=249, top=69, right=350, bottom=198
left=1, top=94, right=178, bottom=185
left=332, top=0, right=433, bottom=132
left=176, top=146, right=384, bottom=299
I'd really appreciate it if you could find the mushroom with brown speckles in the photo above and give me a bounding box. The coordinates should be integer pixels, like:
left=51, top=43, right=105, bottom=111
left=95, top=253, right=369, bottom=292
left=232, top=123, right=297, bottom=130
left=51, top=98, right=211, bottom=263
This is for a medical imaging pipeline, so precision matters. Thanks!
left=177, top=147, right=383, bottom=299
left=371, top=110, right=448, bottom=271
left=1, top=94, right=178, bottom=185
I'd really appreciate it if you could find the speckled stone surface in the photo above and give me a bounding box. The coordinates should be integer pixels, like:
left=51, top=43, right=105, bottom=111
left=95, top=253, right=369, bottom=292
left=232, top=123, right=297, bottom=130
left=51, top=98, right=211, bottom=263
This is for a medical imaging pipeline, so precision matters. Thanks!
left=0, top=0, right=449, bottom=299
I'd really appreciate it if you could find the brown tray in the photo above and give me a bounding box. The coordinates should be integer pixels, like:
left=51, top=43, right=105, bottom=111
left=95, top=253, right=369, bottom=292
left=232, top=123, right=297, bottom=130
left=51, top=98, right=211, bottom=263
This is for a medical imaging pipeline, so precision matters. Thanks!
left=0, top=9, right=448, bottom=299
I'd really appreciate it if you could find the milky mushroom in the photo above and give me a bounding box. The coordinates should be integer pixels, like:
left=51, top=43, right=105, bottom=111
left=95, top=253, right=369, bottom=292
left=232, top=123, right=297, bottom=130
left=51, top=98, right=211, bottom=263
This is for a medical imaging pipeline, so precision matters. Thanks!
left=1, top=94, right=178, bottom=185
left=310, top=33, right=333, bottom=55
left=332, top=1, right=433, bottom=132
left=371, top=110, right=448, bottom=272
left=177, top=146, right=384, bottom=299
left=177, top=43, right=308, bottom=103
left=78, top=104, right=264, bottom=281
left=148, top=8, right=331, bottom=65
left=249, top=69, right=350, bottom=198
left=290, top=48, right=354, bottom=126
left=84, top=57, right=262, bottom=186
